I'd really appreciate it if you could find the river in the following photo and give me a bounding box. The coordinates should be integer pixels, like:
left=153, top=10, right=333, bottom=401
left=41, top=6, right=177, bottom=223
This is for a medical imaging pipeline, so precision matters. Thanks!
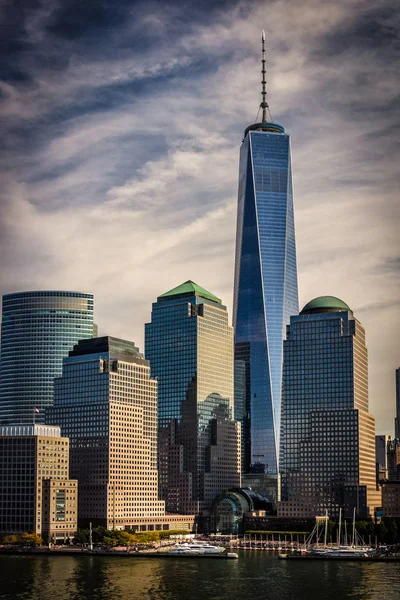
left=0, top=551, right=399, bottom=600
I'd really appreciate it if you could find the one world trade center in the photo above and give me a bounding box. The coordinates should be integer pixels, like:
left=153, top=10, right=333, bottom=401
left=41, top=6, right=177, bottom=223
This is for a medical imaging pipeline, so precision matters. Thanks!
left=233, top=32, right=299, bottom=478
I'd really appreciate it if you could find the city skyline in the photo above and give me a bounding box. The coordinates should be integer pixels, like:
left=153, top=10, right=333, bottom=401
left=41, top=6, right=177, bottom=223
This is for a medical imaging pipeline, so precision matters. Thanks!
left=0, top=0, right=399, bottom=433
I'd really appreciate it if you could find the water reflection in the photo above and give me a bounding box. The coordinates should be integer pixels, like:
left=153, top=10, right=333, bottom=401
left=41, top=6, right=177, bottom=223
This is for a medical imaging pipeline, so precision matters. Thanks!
left=0, top=553, right=399, bottom=600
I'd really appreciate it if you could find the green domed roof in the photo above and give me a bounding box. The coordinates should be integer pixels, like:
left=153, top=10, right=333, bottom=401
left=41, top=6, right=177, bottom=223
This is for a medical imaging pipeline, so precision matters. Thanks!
left=301, top=296, right=351, bottom=315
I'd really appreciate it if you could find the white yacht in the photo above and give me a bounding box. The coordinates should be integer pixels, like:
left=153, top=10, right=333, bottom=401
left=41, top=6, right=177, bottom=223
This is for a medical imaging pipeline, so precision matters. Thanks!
left=169, top=541, right=225, bottom=555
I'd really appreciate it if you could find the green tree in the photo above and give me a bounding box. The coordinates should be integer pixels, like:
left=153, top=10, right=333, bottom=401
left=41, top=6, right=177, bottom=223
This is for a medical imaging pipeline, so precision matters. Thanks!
left=2, top=535, right=19, bottom=545
left=73, top=529, right=89, bottom=545
left=21, top=532, right=42, bottom=547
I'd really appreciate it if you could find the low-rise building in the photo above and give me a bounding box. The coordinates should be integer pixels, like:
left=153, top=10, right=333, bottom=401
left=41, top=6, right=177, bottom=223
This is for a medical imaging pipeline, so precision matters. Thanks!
left=0, top=424, right=78, bottom=541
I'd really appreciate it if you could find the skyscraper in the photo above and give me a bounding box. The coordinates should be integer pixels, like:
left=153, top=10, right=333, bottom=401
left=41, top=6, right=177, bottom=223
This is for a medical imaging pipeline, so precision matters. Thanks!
left=233, top=33, right=298, bottom=475
left=145, top=281, right=241, bottom=516
left=46, top=336, right=193, bottom=532
left=0, top=291, right=95, bottom=424
left=279, top=296, right=381, bottom=519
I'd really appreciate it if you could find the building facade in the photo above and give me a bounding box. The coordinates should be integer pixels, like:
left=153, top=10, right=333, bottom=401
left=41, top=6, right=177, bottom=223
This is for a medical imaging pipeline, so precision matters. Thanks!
left=46, top=337, right=193, bottom=532
left=0, top=424, right=78, bottom=540
left=381, top=481, right=400, bottom=517
left=376, top=434, right=389, bottom=482
left=233, top=41, right=298, bottom=478
left=0, top=291, right=95, bottom=424
left=145, top=281, right=241, bottom=516
left=279, top=296, right=381, bottom=520
left=387, top=437, right=400, bottom=481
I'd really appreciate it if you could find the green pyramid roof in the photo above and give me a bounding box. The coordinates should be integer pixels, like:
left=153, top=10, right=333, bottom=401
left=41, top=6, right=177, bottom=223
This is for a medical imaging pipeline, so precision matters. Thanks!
left=301, top=296, right=350, bottom=314
left=158, top=280, right=221, bottom=304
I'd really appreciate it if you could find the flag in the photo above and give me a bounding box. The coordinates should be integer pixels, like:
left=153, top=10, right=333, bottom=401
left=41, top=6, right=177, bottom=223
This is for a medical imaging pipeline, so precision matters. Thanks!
left=34, top=408, right=40, bottom=413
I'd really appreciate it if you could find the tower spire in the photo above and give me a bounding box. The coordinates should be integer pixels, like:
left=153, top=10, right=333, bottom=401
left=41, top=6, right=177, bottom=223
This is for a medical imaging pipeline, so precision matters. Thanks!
left=260, top=30, right=269, bottom=122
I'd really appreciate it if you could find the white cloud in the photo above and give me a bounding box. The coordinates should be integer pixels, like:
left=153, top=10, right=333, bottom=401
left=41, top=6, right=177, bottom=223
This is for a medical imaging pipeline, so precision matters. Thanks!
left=1, top=0, right=399, bottom=433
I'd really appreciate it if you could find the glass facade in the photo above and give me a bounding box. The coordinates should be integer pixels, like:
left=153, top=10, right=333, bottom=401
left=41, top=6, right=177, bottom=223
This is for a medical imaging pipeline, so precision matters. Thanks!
left=0, top=291, right=95, bottom=425
left=279, top=299, right=381, bottom=519
left=233, top=124, right=298, bottom=475
left=145, top=281, right=241, bottom=515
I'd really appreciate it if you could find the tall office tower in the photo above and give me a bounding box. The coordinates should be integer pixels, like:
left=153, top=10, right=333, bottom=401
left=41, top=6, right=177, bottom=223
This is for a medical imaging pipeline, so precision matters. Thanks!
left=145, top=281, right=241, bottom=516
left=279, top=297, right=381, bottom=519
left=0, top=424, right=78, bottom=541
left=376, top=435, right=389, bottom=481
left=0, top=291, right=95, bottom=424
left=233, top=32, right=298, bottom=478
left=387, top=437, right=400, bottom=481
left=46, top=337, right=193, bottom=532
left=395, top=368, right=400, bottom=439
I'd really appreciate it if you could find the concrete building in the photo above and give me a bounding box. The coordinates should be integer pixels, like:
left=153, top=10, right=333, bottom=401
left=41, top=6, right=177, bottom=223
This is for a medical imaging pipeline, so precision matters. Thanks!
left=387, top=437, right=400, bottom=481
left=145, top=281, right=241, bottom=517
left=46, top=337, right=193, bottom=532
left=381, top=481, right=400, bottom=517
left=279, top=296, right=381, bottom=519
left=0, top=291, right=95, bottom=424
left=376, top=434, right=389, bottom=482
left=0, top=424, right=78, bottom=541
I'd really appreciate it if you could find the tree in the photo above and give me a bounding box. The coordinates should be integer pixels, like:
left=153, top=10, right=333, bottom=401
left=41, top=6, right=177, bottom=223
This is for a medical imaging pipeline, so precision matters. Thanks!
left=73, top=529, right=89, bottom=545
left=2, top=535, right=19, bottom=545
left=21, top=533, right=42, bottom=547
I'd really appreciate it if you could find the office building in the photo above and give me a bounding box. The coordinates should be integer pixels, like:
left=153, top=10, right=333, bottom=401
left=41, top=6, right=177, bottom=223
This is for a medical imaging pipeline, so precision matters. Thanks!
left=387, top=437, right=400, bottom=481
left=233, top=33, right=298, bottom=477
left=46, top=337, right=193, bottom=532
left=376, top=434, right=389, bottom=481
left=145, top=281, right=241, bottom=516
left=0, top=291, right=95, bottom=424
left=279, top=296, right=381, bottom=519
left=396, top=368, right=400, bottom=438
left=0, top=424, right=78, bottom=540
left=381, top=481, right=400, bottom=517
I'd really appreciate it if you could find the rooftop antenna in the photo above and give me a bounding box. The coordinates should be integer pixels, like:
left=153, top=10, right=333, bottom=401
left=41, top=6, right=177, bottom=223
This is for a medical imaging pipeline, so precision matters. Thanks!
left=260, top=30, right=271, bottom=122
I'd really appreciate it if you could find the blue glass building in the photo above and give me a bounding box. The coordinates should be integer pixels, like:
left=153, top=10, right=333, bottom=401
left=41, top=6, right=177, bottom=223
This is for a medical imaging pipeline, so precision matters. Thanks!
left=279, top=296, right=381, bottom=519
left=0, top=291, right=95, bottom=424
left=233, top=117, right=299, bottom=475
left=145, top=281, right=241, bottom=516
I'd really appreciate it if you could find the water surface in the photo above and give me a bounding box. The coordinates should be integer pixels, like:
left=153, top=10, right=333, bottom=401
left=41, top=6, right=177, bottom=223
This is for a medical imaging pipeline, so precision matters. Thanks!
left=0, top=551, right=399, bottom=600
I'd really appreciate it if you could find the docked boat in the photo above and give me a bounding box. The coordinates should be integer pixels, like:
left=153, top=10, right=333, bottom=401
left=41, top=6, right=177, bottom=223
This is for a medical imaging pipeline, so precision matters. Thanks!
left=169, top=541, right=225, bottom=555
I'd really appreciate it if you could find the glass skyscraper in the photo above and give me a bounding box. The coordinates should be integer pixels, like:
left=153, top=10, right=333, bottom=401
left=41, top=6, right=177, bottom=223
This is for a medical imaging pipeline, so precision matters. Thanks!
left=279, top=296, right=381, bottom=519
left=0, top=291, right=95, bottom=424
left=233, top=55, right=298, bottom=475
left=145, top=281, right=241, bottom=516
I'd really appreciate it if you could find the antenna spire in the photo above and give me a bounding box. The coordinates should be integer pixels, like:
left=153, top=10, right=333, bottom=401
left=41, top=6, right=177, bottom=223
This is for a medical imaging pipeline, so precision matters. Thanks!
left=260, top=30, right=269, bottom=122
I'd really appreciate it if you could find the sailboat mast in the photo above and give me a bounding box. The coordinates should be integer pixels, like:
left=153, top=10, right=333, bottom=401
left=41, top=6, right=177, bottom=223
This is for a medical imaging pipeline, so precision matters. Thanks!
left=324, top=510, right=328, bottom=548
left=352, top=507, right=356, bottom=547
left=337, top=508, right=342, bottom=548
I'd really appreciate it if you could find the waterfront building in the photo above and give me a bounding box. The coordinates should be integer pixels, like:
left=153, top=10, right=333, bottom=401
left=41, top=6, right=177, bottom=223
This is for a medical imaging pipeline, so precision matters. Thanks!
left=233, top=32, right=298, bottom=478
left=387, top=437, right=400, bottom=481
left=381, top=481, right=400, bottom=517
left=279, top=296, right=381, bottom=519
left=0, top=424, right=78, bottom=541
left=211, top=488, right=273, bottom=534
left=376, top=434, right=389, bottom=481
left=46, top=336, right=193, bottom=532
left=396, top=368, right=400, bottom=438
left=0, top=291, right=95, bottom=424
left=145, top=281, right=241, bottom=516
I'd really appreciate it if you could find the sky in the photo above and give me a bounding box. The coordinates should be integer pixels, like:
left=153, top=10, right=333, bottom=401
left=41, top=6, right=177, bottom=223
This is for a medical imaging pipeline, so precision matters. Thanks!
left=0, top=0, right=399, bottom=433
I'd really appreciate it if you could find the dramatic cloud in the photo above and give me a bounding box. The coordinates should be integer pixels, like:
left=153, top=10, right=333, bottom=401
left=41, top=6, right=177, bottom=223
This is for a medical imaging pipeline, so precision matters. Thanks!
left=1, top=0, right=399, bottom=432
